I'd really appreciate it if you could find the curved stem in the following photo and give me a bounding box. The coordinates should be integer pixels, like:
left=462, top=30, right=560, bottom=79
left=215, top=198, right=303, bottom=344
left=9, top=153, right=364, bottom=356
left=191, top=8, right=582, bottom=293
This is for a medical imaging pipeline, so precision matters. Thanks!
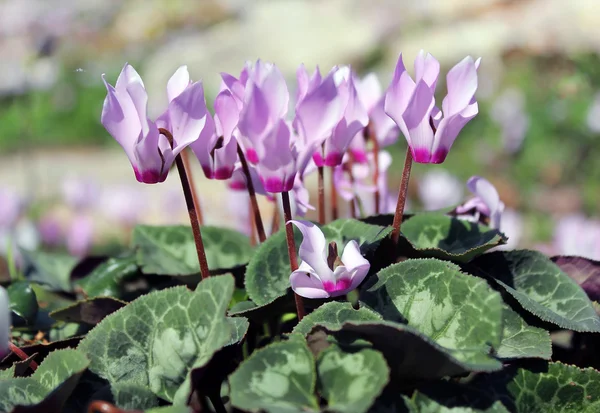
left=330, top=167, right=338, bottom=221
left=237, top=145, right=266, bottom=243
left=181, top=149, right=204, bottom=225
left=317, top=166, right=325, bottom=224
left=159, top=128, right=210, bottom=279
left=281, top=191, right=306, bottom=321
left=390, top=147, right=413, bottom=245
left=8, top=342, right=38, bottom=371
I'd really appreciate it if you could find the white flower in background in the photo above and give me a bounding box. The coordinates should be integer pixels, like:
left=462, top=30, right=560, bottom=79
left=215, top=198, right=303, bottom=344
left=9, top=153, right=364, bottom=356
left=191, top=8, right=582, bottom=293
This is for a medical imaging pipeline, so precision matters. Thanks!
left=490, top=88, right=529, bottom=154
left=553, top=214, right=600, bottom=260
left=456, top=176, right=504, bottom=229
left=61, top=175, right=99, bottom=211
left=418, top=169, right=463, bottom=211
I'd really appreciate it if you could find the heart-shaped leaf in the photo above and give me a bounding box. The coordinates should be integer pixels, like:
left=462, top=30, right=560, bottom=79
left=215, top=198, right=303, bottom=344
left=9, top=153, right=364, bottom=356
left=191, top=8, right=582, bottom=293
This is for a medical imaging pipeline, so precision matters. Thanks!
left=74, top=255, right=140, bottom=298
left=8, top=281, right=38, bottom=325
left=362, top=259, right=503, bottom=367
left=0, top=349, right=89, bottom=412
left=49, top=297, right=127, bottom=325
left=78, top=275, right=235, bottom=404
left=292, top=301, right=381, bottom=336
left=111, top=382, right=160, bottom=410
left=229, top=335, right=319, bottom=413
left=497, top=304, right=551, bottom=360
left=401, top=214, right=506, bottom=262
left=133, top=225, right=254, bottom=276
left=469, top=250, right=600, bottom=332
left=245, top=219, right=390, bottom=306
left=317, top=344, right=389, bottom=413
left=551, top=255, right=600, bottom=301
left=21, top=250, right=78, bottom=293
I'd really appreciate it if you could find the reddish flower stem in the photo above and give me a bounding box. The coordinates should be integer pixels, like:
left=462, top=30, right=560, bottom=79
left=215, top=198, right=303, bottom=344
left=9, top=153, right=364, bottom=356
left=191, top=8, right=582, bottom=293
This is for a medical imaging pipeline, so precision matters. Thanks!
left=367, top=122, right=380, bottom=214
left=181, top=148, right=204, bottom=226
left=159, top=128, right=210, bottom=279
left=237, top=144, right=266, bottom=243
left=391, top=147, right=413, bottom=245
left=317, top=166, right=325, bottom=225
left=346, top=160, right=357, bottom=219
left=330, top=167, right=339, bottom=221
left=281, top=191, right=306, bottom=321
left=271, top=203, right=281, bottom=234
left=9, top=342, right=38, bottom=371
left=249, top=201, right=257, bottom=247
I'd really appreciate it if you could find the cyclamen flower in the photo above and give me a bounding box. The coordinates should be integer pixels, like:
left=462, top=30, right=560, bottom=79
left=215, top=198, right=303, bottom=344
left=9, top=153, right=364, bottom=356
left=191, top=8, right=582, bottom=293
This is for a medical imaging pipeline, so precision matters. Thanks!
left=101, top=64, right=211, bottom=183
left=313, top=67, right=369, bottom=167
left=61, top=176, right=99, bottom=211
left=418, top=169, right=463, bottom=211
left=455, top=176, right=504, bottom=229
left=553, top=214, right=600, bottom=260
left=66, top=215, right=94, bottom=258
left=0, top=286, right=9, bottom=360
left=289, top=220, right=370, bottom=298
left=385, top=50, right=480, bottom=163
left=349, top=73, right=399, bottom=162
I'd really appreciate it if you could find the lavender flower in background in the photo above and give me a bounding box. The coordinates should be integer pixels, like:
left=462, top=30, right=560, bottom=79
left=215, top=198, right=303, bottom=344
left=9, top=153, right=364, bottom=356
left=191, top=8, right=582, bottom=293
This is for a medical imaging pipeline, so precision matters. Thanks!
left=417, top=169, right=463, bottom=211
left=586, top=91, right=600, bottom=133
left=289, top=220, right=370, bottom=298
left=490, top=88, right=529, bottom=154
left=101, top=185, right=147, bottom=227
left=227, top=190, right=253, bottom=237
left=0, top=286, right=9, bottom=360
left=553, top=214, right=600, bottom=260
left=384, top=50, right=480, bottom=163
left=495, top=208, right=523, bottom=250
left=0, top=189, right=25, bottom=230
left=455, top=176, right=504, bottom=229
left=38, top=214, right=63, bottom=247
left=61, top=175, right=99, bottom=211
left=66, top=215, right=94, bottom=258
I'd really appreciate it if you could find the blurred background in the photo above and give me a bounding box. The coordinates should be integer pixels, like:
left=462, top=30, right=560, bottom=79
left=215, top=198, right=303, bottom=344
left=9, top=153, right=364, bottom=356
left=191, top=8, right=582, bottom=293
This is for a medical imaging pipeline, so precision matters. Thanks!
left=1, top=0, right=600, bottom=265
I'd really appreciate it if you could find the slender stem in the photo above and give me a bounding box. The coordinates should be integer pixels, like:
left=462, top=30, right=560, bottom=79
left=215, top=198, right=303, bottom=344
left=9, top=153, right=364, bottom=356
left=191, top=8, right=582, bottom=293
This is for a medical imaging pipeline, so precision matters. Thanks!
left=181, top=148, right=204, bottom=225
left=271, top=203, right=281, bottom=234
left=9, top=342, right=38, bottom=371
left=237, top=144, right=266, bottom=243
left=248, top=201, right=257, bottom=247
left=368, top=122, right=381, bottom=214
left=317, top=166, right=325, bottom=224
left=349, top=199, right=357, bottom=218
left=281, top=191, right=306, bottom=321
left=159, top=128, right=210, bottom=279
left=391, top=148, right=413, bottom=245
left=330, top=167, right=338, bottom=221
left=208, top=394, right=227, bottom=413
left=346, top=159, right=357, bottom=219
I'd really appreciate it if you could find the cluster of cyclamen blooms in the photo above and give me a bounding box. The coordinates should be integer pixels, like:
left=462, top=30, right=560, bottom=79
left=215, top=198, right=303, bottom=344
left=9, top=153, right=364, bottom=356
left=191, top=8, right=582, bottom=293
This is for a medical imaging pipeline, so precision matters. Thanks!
left=101, top=51, right=482, bottom=299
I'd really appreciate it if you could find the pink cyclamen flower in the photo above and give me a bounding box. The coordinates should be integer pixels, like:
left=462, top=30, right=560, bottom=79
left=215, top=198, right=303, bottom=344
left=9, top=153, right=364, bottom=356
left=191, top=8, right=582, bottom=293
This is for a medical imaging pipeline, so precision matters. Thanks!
left=418, top=169, right=463, bottom=211
left=289, top=220, right=370, bottom=298
left=0, top=286, right=9, bottom=360
left=191, top=89, right=239, bottom=180
left=349, top=73, right=399, bottom=162
left=101, top=63, right=211, bottom=183
left=236, top=61, right=317, bottom=193
left=61, top=176, right=99, bottom=211
left=455, top=176, right=504, bottom=229
left=313, top=66, right=369, bottom=167
left=385, top=50, right=480, bottom=163
left=0, top=189, right=25, bottom=230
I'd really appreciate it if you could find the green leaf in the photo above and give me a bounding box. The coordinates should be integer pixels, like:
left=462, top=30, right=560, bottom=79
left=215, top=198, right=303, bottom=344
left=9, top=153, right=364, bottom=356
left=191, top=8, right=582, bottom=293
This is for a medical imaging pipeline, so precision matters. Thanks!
left=75, top=255, right=139, bottom=298
left=229, top=335, right=319, bottom=413
left=292, top=302, right=382, bottom=336
left=362, top=259, right=503, bottom=367
left=8, top=281, right=39, bottom=325
left=0, top=366, right=15, bottom=379
left=246, top=219, right=389, bottom=306
left=145, top=406, right=193, bottom=413
left=497, top=304, right=552, bottom=360
left=402, top=214, right=506, bottom=262
left=77, top=275, right=235, bottom=404
left=403, top=392, right=510, bottom=412
left=133, top=225, right=254, bottom=276
left=0, top=349, right=90, bottom=412
left=49, top=297, right=127, bottom=325
left=21, top=250, right=78, bottom=292
left=318, top=345, right=389, bottom=413
left=318, top=320, right=502, bottom=380
left=226, top=317, right=250, bottom=346
left=470, top=250, right=600, bottom=332
left=111, top=382, right=160, bottom=410
left=469, top=362, right=600, bottom=413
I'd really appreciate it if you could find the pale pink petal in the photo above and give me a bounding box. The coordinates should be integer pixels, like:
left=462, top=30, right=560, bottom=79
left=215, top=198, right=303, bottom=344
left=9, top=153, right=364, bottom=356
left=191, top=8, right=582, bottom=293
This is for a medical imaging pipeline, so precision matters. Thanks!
left=0, top=286, right=9, bottom=360
left=401, top=80, right=435, bottom=162
left=384, top=53, right=416, bottom=140
left=466, top=176, right=504, bottom=229
left=414, top=50, right=440, bottom=90
left=355, top=72, right=382, bottom=112
left=214, top=89, right=240, bottom=140
left=341, top=240, right=370, bottom=291
left=443, top=56, right=478, bottom=117
left=256, top=120, right=296, bottom=192
left=370, top=98, right=399, bottom=147
left=290, top=263, right=330, bottom=299
left=168, top=81, right=209, bottom=156
left=167, top=65, right=190, bottom=102
left=289, top=220, right=333, bottom=282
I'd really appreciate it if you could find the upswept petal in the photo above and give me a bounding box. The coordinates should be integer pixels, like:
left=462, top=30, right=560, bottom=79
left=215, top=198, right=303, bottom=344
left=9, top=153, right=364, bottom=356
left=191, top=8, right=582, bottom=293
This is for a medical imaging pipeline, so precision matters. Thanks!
left=115, top=63, right=145, bottom=94
left=401, top=80, right=435, bottom=161
left=414, top=50, right=440, bottom=90
left=238, top=81, right=272, bottom=152
left=355, top=72, right=382, bottom=112
left=431, top=102, right=478, bottom=163
left=341, top=240, right=371, bottom=291
left=249, top=61, right=289, bottom=119
left=167, top=81, right=208, bottom=156
left=0, top=286, right=9, bottom=360
left=384, top=54, right=415, bottom=140
left=220, top=72, right=245, bottom=103
left=289, top=220, right=334, bottom=283
left=214, top=89, right=240, bottom=140
left=101, top=76, right=139, bottom=162
left=255, top=119, right=296, bottom=192
left=291, top=177, right=315, bottom=217
left=369, top=98, right=399, bottom=147
left=290, top=262, right=330, bottom=299
left=296, top=64, right=322, bottom=106
left=167, top=65, right=191, bottom=102
left=443, top=56, right=478, bottom=116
